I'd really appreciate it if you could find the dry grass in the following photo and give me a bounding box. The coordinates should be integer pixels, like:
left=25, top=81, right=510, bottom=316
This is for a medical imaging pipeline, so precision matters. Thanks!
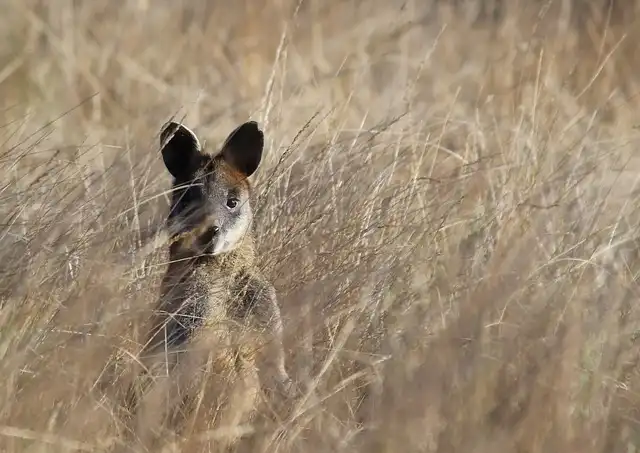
left=1, top=0, right=640, bottom=451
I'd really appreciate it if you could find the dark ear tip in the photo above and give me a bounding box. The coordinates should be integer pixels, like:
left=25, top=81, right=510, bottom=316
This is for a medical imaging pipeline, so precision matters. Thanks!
left=239, top=121, right=263, bottom=138
left=161, top=120, right=180, bottom=132
left=225, top=121, right=264, bottom=148
left=160, top=121, right=182, bottom=147
left=160, top=121, right=201, bottom=153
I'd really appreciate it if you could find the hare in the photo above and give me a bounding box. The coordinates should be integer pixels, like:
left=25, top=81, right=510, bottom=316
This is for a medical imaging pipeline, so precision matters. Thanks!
left=130, top=120, right=292, bottom=450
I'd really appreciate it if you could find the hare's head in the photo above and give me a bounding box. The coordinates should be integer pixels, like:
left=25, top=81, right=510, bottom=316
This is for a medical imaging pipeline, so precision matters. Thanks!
left=160, top=120, right=264, bottom=256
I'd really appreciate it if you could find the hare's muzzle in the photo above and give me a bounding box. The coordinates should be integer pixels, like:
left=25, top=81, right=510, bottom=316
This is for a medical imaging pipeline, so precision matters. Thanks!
left=199, top=225, right=220, bottom=254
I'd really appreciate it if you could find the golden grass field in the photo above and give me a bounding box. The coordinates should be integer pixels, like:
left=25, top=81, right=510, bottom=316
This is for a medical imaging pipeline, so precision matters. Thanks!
left=1, top=0, right=640, bottom=451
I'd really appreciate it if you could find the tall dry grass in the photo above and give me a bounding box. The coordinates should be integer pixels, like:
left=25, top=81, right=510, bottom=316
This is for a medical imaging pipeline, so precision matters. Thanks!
left=1, top=0, right=640, bottom=451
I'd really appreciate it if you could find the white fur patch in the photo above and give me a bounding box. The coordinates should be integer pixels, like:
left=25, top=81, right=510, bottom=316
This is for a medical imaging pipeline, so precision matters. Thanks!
left=211, top=208, right=251, bottom=255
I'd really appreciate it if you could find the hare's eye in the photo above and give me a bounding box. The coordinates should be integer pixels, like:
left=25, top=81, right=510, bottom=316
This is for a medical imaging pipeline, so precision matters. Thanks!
left=226, top=197, right=239, bottom=209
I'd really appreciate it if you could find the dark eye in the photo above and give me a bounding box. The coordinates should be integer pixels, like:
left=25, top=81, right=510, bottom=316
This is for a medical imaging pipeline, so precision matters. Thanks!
left=226, top=197, right=239, bottom=209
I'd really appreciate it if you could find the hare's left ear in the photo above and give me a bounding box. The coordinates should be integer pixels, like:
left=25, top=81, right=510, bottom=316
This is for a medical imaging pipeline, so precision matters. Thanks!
left=220, top=121, right=264, bottom=178
left=160, top=121, right=203, bottom=179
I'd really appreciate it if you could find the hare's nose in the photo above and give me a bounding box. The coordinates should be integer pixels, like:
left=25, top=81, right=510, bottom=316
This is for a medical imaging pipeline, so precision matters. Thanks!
left=200, top=225, right=220, bottom=245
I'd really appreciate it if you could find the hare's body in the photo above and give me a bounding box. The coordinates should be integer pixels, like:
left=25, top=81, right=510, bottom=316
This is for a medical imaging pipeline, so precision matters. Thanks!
left=132, top=121, right=291, bottom=449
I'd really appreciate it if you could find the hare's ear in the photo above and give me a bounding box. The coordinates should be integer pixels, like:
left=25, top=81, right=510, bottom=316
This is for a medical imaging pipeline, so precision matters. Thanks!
left=220, top=121, right=264, bottom=178
left=160, top=121, right=202, bottom=179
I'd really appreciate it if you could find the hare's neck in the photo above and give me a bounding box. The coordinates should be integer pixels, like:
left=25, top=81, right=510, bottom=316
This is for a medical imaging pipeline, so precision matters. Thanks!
left=166, top=236, right=256, bottom=276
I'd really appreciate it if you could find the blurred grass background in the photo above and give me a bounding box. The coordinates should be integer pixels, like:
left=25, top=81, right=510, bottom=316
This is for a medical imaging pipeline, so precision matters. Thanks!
left=1, top=0, right=640, bottom=451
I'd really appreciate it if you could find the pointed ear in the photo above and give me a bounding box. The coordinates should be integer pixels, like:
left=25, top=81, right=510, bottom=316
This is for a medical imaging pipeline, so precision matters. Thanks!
left=160, top=121, right=202, bottom=179
left=220, top=121, right=264, bottom=178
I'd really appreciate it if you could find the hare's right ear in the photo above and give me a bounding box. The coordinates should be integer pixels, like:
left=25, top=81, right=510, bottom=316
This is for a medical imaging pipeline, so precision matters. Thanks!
left=160, top=121, right=202, bottom=179
left=220, top=121, right=264, bottom=178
